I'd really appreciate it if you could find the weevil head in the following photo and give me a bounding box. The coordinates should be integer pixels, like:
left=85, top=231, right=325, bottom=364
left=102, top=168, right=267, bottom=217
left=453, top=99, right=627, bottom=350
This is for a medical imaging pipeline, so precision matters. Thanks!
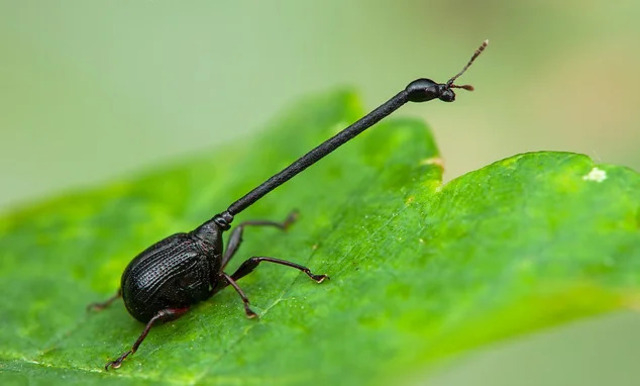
left=405, top=78, right=473, bottom=103
left=438, top=86, right=456, bottom=102
left=405, top=79, right=456, bottom=103
left=406, top=40, right=487, bottom=104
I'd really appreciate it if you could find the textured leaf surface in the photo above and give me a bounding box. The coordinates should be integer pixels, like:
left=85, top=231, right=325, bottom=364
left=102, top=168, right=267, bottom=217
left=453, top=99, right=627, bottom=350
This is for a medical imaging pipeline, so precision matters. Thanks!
left=1, top=91, right=639, bottom=385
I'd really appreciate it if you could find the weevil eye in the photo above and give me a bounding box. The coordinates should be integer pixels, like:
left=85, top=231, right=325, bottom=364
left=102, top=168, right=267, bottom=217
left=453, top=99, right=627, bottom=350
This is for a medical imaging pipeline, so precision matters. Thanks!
left=438, top=88, right=456, bottom=102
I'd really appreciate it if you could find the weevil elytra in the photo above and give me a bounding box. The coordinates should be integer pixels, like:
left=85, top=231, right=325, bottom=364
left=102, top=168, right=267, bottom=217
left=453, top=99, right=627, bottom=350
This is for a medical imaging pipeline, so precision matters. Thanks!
left=88, top=40, right=488, bottom=370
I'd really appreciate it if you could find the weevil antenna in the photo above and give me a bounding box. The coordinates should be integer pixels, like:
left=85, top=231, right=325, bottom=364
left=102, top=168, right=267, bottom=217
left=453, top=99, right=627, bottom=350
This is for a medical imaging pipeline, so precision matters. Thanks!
left=446, top=39, right=489, bottom=90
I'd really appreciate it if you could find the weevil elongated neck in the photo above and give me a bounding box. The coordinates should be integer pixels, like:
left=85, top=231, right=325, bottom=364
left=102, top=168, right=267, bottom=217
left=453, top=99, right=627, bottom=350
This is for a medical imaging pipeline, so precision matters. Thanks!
left=211, top=40, right=488, bottom=229
left=227, top=89, right=408, bottom=215
left=209, top=88, right=422, bottom=228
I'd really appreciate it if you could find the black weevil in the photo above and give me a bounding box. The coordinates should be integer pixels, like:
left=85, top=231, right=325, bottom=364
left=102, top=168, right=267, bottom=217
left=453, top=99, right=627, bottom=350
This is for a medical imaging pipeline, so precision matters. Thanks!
left=88, top=40, right=488, bottom=370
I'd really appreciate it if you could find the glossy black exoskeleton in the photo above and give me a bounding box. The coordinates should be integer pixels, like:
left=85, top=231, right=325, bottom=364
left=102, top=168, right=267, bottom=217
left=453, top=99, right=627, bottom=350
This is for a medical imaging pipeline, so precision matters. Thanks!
left=121, top=222, right=224, bottom=324
left=88, top=40, right=488, bottom=370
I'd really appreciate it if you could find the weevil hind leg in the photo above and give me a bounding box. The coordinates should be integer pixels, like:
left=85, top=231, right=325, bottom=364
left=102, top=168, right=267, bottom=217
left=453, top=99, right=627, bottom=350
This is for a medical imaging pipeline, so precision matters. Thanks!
left=105, top=307, right=189, bottom=370
left=221, top=210, right=298, bottom=269
left=87, top=289, right=122, bottom=312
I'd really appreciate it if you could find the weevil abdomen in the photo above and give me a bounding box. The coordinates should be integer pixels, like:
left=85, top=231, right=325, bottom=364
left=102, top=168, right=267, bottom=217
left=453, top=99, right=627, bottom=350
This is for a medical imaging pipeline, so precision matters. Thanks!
left=121, top=233, right=221, bottom=322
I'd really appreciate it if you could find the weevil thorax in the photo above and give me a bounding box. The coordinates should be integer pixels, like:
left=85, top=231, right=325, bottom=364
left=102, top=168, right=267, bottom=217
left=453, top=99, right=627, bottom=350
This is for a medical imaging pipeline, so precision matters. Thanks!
left=191, top=219, right=225, bottom=249
left=405, top=79, right=456, bottom=103
left=189, top=217, right=226, bottom=273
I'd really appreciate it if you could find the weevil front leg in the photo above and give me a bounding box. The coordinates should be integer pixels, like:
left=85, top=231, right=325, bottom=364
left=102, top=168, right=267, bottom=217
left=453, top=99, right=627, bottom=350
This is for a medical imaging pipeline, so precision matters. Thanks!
left=222, top=256, right=328, bottom=318
left=230, top=256, right=329, bottom=284
left=87, top=289, right=122, bottom=312
left=105, top=307, right=189, bottom=370
left=221, top=210, right=298, bottom=269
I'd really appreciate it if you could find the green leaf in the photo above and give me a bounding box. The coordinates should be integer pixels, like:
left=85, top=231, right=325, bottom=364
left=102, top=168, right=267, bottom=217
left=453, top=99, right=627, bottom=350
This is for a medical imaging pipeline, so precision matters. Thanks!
left=1, top=90, right=639, bottom=385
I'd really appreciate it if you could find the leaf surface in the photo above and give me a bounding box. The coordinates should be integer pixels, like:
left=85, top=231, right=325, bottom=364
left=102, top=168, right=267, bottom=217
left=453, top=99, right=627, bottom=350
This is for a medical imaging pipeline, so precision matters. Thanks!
left=1, top=91, right=639, bottom=385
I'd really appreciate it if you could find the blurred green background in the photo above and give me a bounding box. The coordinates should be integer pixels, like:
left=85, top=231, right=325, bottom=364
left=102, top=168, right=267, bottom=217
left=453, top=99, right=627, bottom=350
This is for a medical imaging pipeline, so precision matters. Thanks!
left=1, top=1, right=639, bottom=385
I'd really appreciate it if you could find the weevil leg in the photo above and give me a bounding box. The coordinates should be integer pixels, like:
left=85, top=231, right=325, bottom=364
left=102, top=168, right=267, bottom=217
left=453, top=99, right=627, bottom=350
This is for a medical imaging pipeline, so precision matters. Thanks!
left=105, top=307, right=189, bottom=371
left=87, top=288, right=122, bottom=312
left=230, top=256, right=329, bottom=284
left=221, top=210, right=298, bottom=269
left=221, top=273, right=258, bottom=318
